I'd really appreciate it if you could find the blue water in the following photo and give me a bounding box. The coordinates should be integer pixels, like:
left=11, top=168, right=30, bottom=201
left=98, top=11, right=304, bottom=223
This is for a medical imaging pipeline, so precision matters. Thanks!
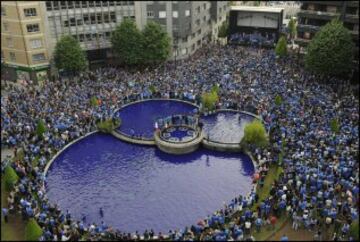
left=114, top=100, right=197, bottom=139
left=46, top=133, right=254, bottom=233
left=162, top=127, right=195, bottom=141
left=201, top=111, right=255, bottom=144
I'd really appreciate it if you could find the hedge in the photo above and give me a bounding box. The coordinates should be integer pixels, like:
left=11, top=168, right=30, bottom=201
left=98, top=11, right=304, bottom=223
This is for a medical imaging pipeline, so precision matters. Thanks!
left=25, top=218, right=43, bottom=241
left=4, top=166, right=19, bottom=191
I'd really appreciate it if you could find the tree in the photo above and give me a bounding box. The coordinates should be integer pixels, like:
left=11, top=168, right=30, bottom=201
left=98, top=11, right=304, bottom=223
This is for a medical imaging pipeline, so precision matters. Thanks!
left=242, top=119, right=268, bottom=149
left=330, top=118, right=340, bottom=133
left=142, top=21, right=171, bottom=65
left=274, top=94, right=282, bottom=106
left=90, top=96, right=99, bottom=107
left=201, top=91, right=218, bottom=111
left=275, top=36, right=287, bottom=57
left=36, top=119, right=47, bottom=138
left=288, top=18, right=297, bottom=40
left=218, top=21, right=229, bottom=38
left=305, top=19, right=354, bottom=77
left=111, top=19, right=144, bottom=65
left=4, top=166, right=19, bottom=191
left=54, top=35, right=87, bottom=75
left=25, top=218, right=43, bottom=241
left=96, top=118, right=121, bottom=133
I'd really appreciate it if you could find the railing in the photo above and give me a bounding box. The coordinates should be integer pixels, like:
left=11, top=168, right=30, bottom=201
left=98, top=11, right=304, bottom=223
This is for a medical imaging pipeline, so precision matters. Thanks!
left=158, top=126, right=202, bottom=144
left=114, top=129, right=154, bottom=141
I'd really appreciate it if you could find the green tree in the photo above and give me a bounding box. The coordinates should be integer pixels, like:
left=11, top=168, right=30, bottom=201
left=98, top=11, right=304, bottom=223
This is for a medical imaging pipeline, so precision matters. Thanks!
left=4, top=166, right=19, bottom=191
left=36, top=119, right=47, bottom=138
left=25, top=219, right=43, bottom=241
left=97, top=118, right=121, bottom=133
left=242, top=119, right=268, bottom=148
left=305, top=19, right=354, bottom=76
left=274, top=94, right=282, bottom=106
left=275, top=36, right=287, bottom=57
left=201, top=91, right=218, bottom=111
left=330, top=118, right=340, bottom=133
left=142, top=21, right=171, bottom=65
left=288, top=18, right=297, bottom=40
left=54, top=35, right=87, bottom=75
left=90, top=96, right=99, bottom=107
left=111, top=19, right=144, bottom=65
left=218, top=21, right=229, bottom=38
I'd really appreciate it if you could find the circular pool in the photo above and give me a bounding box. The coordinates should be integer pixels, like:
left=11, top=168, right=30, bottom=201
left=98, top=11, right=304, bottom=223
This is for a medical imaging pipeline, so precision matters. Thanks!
left=161, top=126, right=197, bottom=142
left=114, top=100, right=198, bottom=139
left=45, top=133, right=254, bottom=233
left=201, top=111, right=256, bottom=144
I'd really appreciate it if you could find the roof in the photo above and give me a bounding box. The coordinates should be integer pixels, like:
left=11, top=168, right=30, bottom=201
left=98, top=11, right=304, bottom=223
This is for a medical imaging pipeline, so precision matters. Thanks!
left=230, top=6, right=284, bottom=13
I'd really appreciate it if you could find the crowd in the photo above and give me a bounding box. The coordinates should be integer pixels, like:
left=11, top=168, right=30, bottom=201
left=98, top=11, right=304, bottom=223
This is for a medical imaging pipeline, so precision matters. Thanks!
left=229, top=32, right=276, bottom=47
left=1, top=42, right=359, bottom=241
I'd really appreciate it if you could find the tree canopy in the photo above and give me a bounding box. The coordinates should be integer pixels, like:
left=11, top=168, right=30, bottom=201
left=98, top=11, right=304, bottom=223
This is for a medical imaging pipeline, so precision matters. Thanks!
left=242, top=119, right=268, bottom=149
left=36, top=119, right=47, bottom=138
left=111, top=19, right=144, bottom=65
left=54, top=35, right=87, bottom=74
left=218, top=21, right=229, bottom=38
left=305, top=19, right=354, bottom=77
left=4, top=165, right=19, bottom=191
left=275, top=36, right=287, bottom=57
left=142, top=21, right=171, bottom=65
left=288, top=18, right=297, bottom=39
left=111, top=19, right=171, bottom=66
left=25, top=219, right=43, bottom=241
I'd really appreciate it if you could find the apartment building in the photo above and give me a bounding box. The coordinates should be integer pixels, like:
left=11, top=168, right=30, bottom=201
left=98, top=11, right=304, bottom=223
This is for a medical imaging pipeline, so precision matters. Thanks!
left=1, top=1, right=229, bottom=82
left=1, top=1, right=50, bottom=82
left=296, top=1, right=359, bottom=55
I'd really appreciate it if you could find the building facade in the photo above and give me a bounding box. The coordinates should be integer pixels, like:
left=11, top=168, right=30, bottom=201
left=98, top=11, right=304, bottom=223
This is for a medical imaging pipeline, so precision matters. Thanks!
left=296, top=1, right=359, bottom=56
left=1, top=1, right=50, bottom=82
left=1, top=1, right=229, bottom=82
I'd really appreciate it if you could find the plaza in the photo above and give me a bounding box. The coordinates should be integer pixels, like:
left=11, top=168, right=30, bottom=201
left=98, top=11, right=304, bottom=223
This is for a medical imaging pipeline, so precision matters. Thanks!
left=1, top=1, right=359, bottom=241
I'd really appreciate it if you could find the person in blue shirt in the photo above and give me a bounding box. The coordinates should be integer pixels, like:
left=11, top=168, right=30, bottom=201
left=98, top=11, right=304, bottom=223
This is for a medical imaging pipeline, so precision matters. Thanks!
left=280, top=235, right=289, bottom=241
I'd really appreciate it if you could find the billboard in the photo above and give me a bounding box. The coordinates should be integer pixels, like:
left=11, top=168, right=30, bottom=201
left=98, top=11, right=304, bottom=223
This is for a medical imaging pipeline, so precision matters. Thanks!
left=237, top=12, right=279, bottom=29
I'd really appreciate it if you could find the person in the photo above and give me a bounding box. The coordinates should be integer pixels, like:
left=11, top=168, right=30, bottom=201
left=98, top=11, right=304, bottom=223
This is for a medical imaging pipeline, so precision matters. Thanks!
left=99, top=207, right=104, bottom=218
left=280, top=235, right=289, bottom=241
left=2, top=208, right=8, bottom=223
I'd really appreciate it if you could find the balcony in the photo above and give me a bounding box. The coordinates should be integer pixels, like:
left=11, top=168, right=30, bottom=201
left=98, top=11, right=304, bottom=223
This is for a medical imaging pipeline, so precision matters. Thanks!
left=297, top=24, right=321, bottom=33
left=345, top=14, right=360, bottom=24
left=298, top=9, right=340, bottom=21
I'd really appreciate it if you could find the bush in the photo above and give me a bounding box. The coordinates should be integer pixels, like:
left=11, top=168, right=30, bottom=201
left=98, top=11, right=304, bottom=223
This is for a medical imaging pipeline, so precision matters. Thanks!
left=242, top=119, right=268, bottom=149
left=149, top=85, right=157, bottom=94
left=4, top=166, right=19, bottom=191
left=97, top=118, right=121, bottom=133
left=36, top=119, right=47, bottom=138
left=275, top=36, right=287, bottom=57
left=90, top=96, right=98, bottom=107
left=14, top=148, right=25, bottom=161
left=274, top=95, right=282, bottom=106
left=201, top=91, right=218, bottom=111
left=330, top=118, right=340, bottom=133
left=25, top=218, right=43, bottom=241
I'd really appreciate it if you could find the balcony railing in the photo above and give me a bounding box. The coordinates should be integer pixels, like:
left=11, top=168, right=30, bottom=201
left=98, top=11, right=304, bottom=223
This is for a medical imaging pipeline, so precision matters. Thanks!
left=297, top=24, right=321, bottom=33
left=298, top=9, right=341, bottom=20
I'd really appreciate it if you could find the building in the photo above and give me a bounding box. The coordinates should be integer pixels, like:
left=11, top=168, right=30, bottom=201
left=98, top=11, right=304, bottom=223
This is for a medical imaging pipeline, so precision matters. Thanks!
left=1, top=1, right=229, bottom=82
left=296, top=1, right=359, bottom=58
left=1, top=1, right=50, bottom=82
left=265, top=1, right=301, bottom=27
left=228, top=6, right=284, bottom=46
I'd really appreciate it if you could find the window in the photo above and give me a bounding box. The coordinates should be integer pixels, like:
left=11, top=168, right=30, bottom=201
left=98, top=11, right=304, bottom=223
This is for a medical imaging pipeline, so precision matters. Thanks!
left=1, top=6, right=6, bottom=16
left=27, top=24, right=40, bottom=33
left=97, top=13, right=102, bottom=24
left=46, top=2, right=52, bottom=10
left=30, top=39, right=42, bottom=49
left=84, top=14, right=90, bottom=24
left=203, top=3, right=206, bottom=10
left=75, top=1, right=81, bottom=8
left=185, top=10, right=190, bottom=16
left=86, top=33, right=92, bottom=41
left=67, top=1, right=74, bottom=9
left=147, top=11, right=154, bottom=18
left=90, top=13, right=96, bottom=24
left=70, top=18, right=76, bottom=26
left=95, top=1, right=101, bottom=7
left=53, top=1, right=59, bottom=10
left=110, top=12, right=116, bottom=22
left=104, top=14, right=110, bottom=23
left=60, top=1, right=67, bottom=9
left=173, top=11, right=178, bottom=18
left=196, top=19, right=200, bottom=26
left=159, top=11, right=166, bottom=18
left=7, top=37, right=14, bottom=48
left=89, top=1, right=94, bottom=7
left=3, top=22, right=9, bottom=31
left=79, top=34, right=85, bottom=42
left=197, top=6, right=200, bottom=14
left=32, top=53, right=46, bottom=62
left=10, top=52, right=16, bottom=62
